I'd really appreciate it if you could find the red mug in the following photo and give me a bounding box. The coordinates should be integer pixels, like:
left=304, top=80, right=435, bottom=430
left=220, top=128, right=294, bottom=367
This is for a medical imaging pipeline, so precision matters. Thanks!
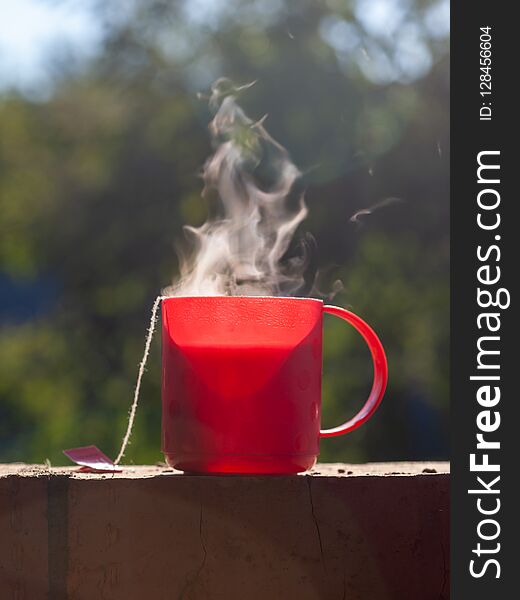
left=161, top=296, right=387, bottom=474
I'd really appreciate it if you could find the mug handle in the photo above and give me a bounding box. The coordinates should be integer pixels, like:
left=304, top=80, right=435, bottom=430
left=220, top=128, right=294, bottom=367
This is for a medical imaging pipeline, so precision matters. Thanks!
left=320, top=305, right=388, bottom=437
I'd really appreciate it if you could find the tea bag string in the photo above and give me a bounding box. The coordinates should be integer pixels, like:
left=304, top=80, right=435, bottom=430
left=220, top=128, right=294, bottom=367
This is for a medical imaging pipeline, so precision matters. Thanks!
left=114, top=294, right=167, bottom=465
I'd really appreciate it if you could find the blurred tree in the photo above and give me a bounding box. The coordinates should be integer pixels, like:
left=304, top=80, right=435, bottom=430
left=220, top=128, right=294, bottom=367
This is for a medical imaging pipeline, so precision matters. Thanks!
left=0, top=0, right=449, bottom=464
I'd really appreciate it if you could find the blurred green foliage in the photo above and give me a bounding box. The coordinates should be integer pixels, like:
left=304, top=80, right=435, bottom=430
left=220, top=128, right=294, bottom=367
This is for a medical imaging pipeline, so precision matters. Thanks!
left=0, top=0, right=449, bottom=465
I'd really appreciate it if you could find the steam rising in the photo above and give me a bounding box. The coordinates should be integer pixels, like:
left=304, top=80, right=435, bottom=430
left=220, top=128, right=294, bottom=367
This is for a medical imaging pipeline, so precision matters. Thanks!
left=164, top=79, right=309, bottom=297
left=350, top=197, right=403, bottom=224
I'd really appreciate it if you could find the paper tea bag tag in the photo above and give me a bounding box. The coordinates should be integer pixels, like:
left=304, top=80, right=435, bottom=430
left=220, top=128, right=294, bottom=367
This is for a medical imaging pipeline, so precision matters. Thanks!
left=63, top=445, right=122, bottom=472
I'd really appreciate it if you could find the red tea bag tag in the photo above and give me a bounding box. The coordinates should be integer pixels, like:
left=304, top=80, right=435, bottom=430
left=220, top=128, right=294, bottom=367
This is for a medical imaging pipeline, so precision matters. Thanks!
left=63, top=445, right=122, bottom=473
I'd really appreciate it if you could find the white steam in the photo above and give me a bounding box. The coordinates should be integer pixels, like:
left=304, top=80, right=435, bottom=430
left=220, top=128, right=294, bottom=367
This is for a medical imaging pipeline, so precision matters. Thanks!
left=164, top=79, right=309, bottom=297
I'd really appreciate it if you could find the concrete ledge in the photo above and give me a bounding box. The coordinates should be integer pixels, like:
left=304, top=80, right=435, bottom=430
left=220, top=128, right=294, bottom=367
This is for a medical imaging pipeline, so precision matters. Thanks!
left=1, top=462, right=449, bottom=599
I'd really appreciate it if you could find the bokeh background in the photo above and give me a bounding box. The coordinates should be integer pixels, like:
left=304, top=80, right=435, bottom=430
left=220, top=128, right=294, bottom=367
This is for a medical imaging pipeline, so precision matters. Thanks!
left=0, top=0, right=449, bottom=465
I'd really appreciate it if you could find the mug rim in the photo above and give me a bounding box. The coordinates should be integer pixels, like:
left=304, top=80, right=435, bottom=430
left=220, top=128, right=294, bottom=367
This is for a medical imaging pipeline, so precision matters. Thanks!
left=162, top=295, right=324, bottom=304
